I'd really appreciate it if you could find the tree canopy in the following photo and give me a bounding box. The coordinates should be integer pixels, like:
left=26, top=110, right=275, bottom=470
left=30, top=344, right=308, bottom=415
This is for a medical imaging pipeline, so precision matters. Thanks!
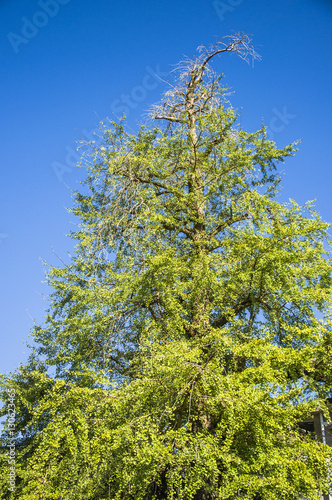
left=1, top=33, right=332, bottom=500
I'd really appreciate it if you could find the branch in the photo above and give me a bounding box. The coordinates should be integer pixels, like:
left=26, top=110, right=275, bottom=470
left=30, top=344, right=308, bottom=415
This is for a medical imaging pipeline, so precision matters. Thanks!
left=154, top=115, right=185, bottom=123
left=209, top=213, right=249, bottom=239
left=212, top=297, right=252, bottom=329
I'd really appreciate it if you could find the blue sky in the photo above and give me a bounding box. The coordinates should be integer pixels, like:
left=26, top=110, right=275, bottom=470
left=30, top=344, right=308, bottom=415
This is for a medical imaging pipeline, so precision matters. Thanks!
left=0, top=0, right=331, bottom=375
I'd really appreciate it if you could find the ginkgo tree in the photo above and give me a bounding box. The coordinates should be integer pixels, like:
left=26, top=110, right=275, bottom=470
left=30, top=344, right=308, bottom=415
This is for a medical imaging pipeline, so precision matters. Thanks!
left=1, top=33, right=332, bottom=500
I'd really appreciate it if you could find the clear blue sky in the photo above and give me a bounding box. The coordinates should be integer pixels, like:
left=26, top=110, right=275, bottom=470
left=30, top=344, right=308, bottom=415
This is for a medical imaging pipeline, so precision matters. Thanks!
left=0, top=0, right=331, bottom=375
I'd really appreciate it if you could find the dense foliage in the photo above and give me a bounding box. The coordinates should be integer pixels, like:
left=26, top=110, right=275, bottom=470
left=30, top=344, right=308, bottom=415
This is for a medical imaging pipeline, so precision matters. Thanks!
left=1, top=34, right=332, bottom=499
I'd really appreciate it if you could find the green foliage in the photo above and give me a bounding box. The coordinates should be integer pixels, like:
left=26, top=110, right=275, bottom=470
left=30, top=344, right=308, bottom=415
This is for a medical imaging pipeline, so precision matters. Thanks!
left=1, top=33, right=332, bottom=499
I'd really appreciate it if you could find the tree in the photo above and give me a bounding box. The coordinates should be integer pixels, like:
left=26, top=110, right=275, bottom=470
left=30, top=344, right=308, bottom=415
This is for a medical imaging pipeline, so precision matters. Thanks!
left=1, top=32, right=332, bottom=500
